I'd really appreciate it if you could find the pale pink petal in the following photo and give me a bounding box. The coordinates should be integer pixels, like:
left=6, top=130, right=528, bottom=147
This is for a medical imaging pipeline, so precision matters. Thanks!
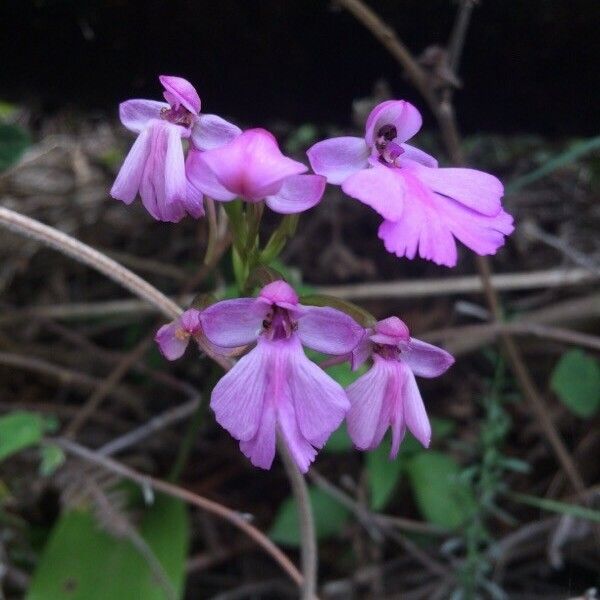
left=387, top=364, right=406, bottom=458
left=365, top=100, right=422, bottom=147
left=350, top=333, right=373, bottom=370
left=401, top=338, right=454, bottom=378
left=346, top=357, right=392, bottom=450
left=265, top=174, right=325, bottom=214
left=401, top=364, right=431, bottom=448
left=200, top=129, right=307, bottom=201
left=258, top=281, right=299, bottom=307
left=185, top=148, right=237, bottom=202
left=191, top=113, right=241, bottom=150
left=409, top=164, right=504, bottom=216
left=155, top=322, right=189, bottom=361
left=342, top=165, right=405, bottom=221
left=370, top=316, right=410, bottom=345
left=111, top=126, right=152, bottom=204
left=200, top=298, right=267, bottom=347
left=239, top=400, right=277, bottom=469
left=183, top=178, right=206, bottom=218
left=179, top=309, right=201, bottom=332
left=139, top=121, right=186, bottom=222
left=289, top=339, right=350, bottom=449
left=119, top=99, right=167, bottom=134
left=164, top=124, right=187, bottom=207
left=400, top=143, right=438, bottom=168
left=159, top=75, right=201, bottom=114
left=307, top=136, right=370, bottom=184
left=296, top=305, right=364, bottom=356
left=210, top=343, right=268, bottom=441
left=278, top=397, right=318, bottom=473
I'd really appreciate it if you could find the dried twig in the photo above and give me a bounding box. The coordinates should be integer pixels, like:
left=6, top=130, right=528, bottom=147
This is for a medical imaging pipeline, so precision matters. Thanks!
left=53, top=437, right=304, bottom=587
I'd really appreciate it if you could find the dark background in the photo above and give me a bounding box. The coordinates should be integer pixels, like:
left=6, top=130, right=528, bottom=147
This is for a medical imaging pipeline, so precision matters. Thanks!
left=1, top=0, right=598, bottom=136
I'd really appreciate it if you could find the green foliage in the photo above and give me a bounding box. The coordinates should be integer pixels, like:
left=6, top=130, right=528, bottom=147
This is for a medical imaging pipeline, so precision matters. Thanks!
left=39, top=444, right=66, bottom=476
left=284, top=124, right=319, bottom=154
left=0, top=122, right=31, bottom=172
left=407, top=452, right=475, bottom=529
left=508, top=492, right=600, bottom=524
left=324, top=423, right=353, bottom=453
left=27, top=495, right=189, bottom=600
left=550, top=349, right=600, bottom=418
left=366, top=442, right=405, bottom=510
left=270, top=487, right=350, bottom=546
left=0, top=412, right=50, bottom=462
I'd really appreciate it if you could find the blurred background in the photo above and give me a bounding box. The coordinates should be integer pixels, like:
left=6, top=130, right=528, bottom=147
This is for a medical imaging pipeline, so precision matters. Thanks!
left=0, top=1, right=599, bottom=599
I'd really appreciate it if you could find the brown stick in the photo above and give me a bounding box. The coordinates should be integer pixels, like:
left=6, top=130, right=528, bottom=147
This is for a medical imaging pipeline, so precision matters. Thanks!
left=54, top=437, right=303, bottom=587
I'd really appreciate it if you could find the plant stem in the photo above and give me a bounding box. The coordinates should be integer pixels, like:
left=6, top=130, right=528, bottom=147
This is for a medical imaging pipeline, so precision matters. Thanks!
left=277, top=436, right=318, bottom=600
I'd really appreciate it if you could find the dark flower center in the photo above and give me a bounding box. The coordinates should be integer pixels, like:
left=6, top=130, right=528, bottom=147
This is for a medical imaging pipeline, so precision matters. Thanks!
left=373, top=343, right=400, bottom=361
left=375, top=124, right=404, bottom=166
left=262, top=306, right=298, bottom=341
left=160, top=106, right=194, bottom=128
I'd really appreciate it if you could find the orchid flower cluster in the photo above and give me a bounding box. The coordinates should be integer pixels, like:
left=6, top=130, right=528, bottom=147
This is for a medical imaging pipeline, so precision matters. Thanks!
left=112, top=76, right=513, bottom=473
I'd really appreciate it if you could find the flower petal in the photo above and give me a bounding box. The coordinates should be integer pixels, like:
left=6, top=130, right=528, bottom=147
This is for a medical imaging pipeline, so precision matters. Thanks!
left=401, top=338, right=454, bottom=378
left=346, top=357, right=392, bottom=450
left=296, top=305, right=364, bottom=356
left=277, top=397, right=318, bottom=473
left=186, top=148, right=237, bottom=202
left=350, top=333, right=372, bottom=370
left=164, top=123, right=187, bottom=207
left=191, top=113, right=241, bottom=151
left=289, top=340, right=350, bottom=449
left=401, top=364, right=431, bottom=448
left=365, top=100, right=422, bottom=147
left=111, top=126, right=152, bottom=204
left=200, top=298, right=267, bottom=347
left=119, top=99, right=167, bottom=134
left=139, top=121, right=186, bottom=222
left=159, top=75, right=201, bottom=114
left=409, top=164, right=504, bottom=216
left=200, top=129, right=307, bottom=201
left=400, top=143, right=438, bottom=168
left=183, top=178, right=206, bottom=218
left=265, top=174, right=325, bottom=214
left=307, top=136, right=370, bottom=184
left=211, top=343, right=268, bottom=441
left=239, top=400, right=277, bottom=469
left=342, top=165, right=405, bottom=221
left=155, top=322, right=189, bottom=361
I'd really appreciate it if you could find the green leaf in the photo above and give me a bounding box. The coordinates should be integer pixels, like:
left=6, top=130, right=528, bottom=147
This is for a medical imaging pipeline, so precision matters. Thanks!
left=27, top=494, right=188, bottom=600
left=407, top=452, right=475, bottom=529
left=0, top=123, right=31, bottom=172
left=0, top=412, right=45, bottom=461
left=270, top=487, right=350, bottom=546
left=550, top=349, right=600, bottom=418
left=367, top=442, right=405, bottom=510
left=323, top=423, right=353, bottom=453
left=39, top=444, right=66, bottom=476
left=508, top=492, right=600, bottom=524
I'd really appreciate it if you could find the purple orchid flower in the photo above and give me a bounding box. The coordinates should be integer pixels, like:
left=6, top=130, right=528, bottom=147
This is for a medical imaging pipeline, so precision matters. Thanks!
left=186, top=128, right=326, bottom=214
left=111, top=75, right=241, bottom=222
left=155, top=309, right=204, bottom=360
left=199, top=281, right=364, bottom=472
left=307, top=100, right=514, bottom=267
left=346, top=316, right=454, bottom=458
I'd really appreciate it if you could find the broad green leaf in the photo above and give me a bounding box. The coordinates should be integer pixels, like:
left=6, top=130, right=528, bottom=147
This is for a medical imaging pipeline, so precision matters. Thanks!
left=0, top=412, right=45, bottom=461
left=407, top=452, right=475, bottom=529
left=550, top=349, right=600, bottom=418
left=0, top=123, right=30, bottom=172
left=367, top=442, right=404, bottom=510
left=270, top=487, right=350, bottom=546
left=27, top=495, right=189, bottom=600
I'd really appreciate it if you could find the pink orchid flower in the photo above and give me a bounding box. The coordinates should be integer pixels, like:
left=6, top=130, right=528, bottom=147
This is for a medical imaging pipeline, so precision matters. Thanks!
left=308, top=100, right=514, bottom=267
left=186, top=128, right=326, bottom=214
left=155, top=309, right=204, bottom=360
left=346, top=317, right=454, bottom=457
left=111, top=75, right=241, bottom=222
left=199, top=281, right=364, bottom=472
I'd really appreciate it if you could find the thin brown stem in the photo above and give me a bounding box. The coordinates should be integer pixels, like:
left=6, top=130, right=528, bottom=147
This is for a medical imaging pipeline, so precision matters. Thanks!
left=53, top=437, right=303, bottom=588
